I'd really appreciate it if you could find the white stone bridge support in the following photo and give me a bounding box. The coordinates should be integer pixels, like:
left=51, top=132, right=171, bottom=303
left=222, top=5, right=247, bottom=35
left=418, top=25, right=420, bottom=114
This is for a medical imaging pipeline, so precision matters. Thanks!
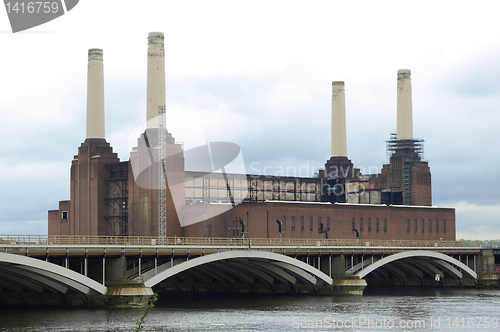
left=0, top=252, right=107, bottom=306
left=138, top=250, right=336, bottom=294
left=350, top=250, right=477, bottom=287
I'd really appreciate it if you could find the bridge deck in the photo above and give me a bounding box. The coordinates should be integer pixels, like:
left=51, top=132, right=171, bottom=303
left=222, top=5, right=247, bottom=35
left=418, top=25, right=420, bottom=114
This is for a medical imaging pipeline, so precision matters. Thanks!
left=0, top=234, right=481, bottom=247
left=1, top=235, right=482, bottom=258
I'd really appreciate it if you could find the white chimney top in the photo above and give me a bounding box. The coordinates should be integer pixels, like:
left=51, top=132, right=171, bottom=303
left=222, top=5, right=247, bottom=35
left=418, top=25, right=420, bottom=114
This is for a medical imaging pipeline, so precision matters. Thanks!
left=331, top=81, right=347, bottom=157
left=86, top=48, right=105, bottom=139
left=146, top=32, right=165, bottom=129
left=397, top=69, right=413, bottom=140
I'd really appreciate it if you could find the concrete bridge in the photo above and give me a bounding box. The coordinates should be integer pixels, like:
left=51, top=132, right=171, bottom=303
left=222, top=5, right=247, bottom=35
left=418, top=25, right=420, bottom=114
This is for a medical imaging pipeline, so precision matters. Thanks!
left=0, top=235, right=491, bottom=307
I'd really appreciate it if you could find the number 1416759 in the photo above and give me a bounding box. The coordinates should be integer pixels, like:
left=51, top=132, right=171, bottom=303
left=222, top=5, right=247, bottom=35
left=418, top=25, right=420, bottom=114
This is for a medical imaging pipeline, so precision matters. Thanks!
left=5, top=2, right=60, bottom=14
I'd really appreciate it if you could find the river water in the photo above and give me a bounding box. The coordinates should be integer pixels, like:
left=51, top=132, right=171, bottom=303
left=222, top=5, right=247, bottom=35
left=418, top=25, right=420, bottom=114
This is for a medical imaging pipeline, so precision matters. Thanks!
left=1, top=288, right=499, bottom=331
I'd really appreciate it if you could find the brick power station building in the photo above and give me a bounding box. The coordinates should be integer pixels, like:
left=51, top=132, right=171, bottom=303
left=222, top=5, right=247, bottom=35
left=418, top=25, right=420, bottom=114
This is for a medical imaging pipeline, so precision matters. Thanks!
left=49, top=32, right=455, bottom=242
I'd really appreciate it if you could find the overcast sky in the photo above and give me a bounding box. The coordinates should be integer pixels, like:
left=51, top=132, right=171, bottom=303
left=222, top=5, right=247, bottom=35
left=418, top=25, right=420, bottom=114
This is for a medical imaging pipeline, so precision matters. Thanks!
left=1, top=1, right=499, bottom=239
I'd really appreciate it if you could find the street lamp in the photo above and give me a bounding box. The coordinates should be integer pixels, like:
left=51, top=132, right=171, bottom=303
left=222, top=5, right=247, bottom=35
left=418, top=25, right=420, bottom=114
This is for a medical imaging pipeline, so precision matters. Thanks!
left=203, top=213, right=206, bottom=237
left=239, top=219, right=246, bottom=238
left=276, top=219, right=282, bottom=240
left=319, top=223, right=328, bottom=239
left=353, top=228, right=359, bottom=244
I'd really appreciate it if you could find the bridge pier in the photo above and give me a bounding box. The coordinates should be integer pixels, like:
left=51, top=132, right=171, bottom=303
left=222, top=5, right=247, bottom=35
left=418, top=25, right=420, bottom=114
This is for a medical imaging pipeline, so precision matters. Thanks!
left=105, top=281, right=154, bottom=307
left=477, top=249, right=500, bottom=287
left=317, top=254, right=367, bottom=295
left=331, top=275, right=367, bottom=295
left=103, top=257, right=154, bottom=306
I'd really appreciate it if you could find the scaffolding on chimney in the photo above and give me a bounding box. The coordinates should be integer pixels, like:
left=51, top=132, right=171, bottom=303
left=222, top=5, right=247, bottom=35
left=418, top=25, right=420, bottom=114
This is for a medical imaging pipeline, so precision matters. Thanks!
left=386, top=133, right=425, bottom=205
left=386, top=133, right=424, bottom=161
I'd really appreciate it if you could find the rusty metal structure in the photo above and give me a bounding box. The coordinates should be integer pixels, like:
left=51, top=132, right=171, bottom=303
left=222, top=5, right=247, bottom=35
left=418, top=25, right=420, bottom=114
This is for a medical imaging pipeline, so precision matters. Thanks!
left=104, top=162, right=129, bottom=236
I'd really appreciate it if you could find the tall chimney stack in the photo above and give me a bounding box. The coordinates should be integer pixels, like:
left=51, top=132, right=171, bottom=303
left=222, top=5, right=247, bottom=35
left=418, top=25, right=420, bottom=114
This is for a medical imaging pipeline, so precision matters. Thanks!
left=146, top=32, right=166, bottom=129
left=397, top=69, right=413, bottom=140
left=331, top=81, right=347, bottom=157
left=86, top=48, right=105, bottom=139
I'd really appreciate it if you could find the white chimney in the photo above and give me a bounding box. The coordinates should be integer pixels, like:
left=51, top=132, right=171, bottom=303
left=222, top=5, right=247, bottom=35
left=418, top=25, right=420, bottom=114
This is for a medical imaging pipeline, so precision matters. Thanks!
left=331, top=81, right=347, bottom=157
left=397, top=69, right=413, bottom=140
left=86, top=48, right=105, bottom=139
left=146, top=32, right=166, bottom=129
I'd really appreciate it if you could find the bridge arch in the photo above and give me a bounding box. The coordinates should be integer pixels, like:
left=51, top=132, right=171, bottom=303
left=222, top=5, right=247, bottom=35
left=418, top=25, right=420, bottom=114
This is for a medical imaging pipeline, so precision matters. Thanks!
left=142, top=250, right=333, bottom=293
left=355, top=250, right=477, bottom=281
left=0, top=252, right=107, bottom=305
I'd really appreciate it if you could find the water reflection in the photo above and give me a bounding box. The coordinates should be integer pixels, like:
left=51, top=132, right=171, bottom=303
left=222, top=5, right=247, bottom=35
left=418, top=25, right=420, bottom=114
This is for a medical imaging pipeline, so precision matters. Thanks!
left=1, top=288, right=499, bottom=331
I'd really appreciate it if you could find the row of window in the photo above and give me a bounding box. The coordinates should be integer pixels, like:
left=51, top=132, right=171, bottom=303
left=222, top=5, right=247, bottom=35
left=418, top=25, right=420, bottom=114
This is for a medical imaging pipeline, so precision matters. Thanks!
left=406, top=219, right=446, bottom=233
left=280, top=216, right=331, bottom=232
left=351, top=218, right=387, bottom=232
left=278, top=216, right=446, bottom=234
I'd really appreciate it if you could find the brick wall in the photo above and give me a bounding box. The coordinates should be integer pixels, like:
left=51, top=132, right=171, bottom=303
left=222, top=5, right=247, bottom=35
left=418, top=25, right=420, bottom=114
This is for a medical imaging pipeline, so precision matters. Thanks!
left=184, top=202, right=455, bottom=241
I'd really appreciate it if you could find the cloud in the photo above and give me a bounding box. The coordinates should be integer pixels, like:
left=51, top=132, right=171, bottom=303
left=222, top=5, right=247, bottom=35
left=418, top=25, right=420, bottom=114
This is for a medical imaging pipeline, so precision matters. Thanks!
left=439, top=45, right=500, bottom=97
left=453, top=201, right=500, bottom=240
left=0, top=220, right=47, bottom=236
left=0, top=161, right=68, bottom=231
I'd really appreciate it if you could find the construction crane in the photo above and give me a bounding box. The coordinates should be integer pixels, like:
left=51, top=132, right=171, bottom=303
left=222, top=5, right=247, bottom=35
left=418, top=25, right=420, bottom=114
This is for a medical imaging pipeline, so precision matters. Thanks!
left=158, top=106, right=167, bottom=239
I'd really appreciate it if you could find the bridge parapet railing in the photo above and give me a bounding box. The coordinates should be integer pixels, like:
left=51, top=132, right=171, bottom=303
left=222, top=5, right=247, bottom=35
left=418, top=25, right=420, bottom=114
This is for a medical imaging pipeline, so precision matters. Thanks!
left=0, top=235, right=479, bottom=249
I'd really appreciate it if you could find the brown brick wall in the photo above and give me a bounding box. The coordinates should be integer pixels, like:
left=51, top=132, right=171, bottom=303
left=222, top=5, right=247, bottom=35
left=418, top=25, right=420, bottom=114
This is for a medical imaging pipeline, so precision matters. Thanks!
left=48, top=200, right=70, bottom=236
left=68, top=138, right=119, bottom=236
left=411, top=162, right=432, bottom=206
left=183, top=202, right=455, bottom=241
left=48, top=210, right=59, bottom=235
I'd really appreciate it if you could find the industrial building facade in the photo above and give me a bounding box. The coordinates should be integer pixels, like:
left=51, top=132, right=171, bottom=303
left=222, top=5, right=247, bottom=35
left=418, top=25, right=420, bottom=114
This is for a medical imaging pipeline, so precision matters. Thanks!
left=49, top=32, right=455, bottom=241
